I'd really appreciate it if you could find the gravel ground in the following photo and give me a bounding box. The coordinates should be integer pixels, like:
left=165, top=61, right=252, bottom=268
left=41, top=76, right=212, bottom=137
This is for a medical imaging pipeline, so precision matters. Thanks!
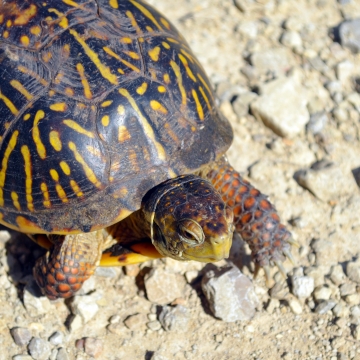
left=1, top=0, right=360, bottom=359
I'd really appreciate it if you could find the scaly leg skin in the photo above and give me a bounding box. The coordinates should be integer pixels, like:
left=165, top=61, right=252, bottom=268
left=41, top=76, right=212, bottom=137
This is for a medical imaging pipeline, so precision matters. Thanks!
left=206, top=158, right=296, bottom=282
left=33, top=232, right=103, bottom=300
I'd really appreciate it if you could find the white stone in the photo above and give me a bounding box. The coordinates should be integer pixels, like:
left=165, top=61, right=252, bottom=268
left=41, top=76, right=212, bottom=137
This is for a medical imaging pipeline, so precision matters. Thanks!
left=291, top=275, right=314, bottom=298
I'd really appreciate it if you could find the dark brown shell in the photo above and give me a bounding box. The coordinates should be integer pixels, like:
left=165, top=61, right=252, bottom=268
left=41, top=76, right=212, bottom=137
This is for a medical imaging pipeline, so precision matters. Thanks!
left=0, top=0, right=233, bottom=234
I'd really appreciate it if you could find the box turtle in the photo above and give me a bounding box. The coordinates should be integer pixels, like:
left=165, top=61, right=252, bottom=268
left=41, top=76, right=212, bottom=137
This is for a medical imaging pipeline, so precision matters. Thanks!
left=0, top=0, right=296, bottom=300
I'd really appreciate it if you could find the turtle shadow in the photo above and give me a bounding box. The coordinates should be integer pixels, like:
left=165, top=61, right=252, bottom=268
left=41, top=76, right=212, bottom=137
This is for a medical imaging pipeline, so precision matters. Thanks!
left=3, top=226, right=45, bottom=298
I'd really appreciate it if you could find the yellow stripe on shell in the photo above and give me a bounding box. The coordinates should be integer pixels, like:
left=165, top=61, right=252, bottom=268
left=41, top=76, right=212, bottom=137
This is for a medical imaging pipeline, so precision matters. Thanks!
left=125, top=11, right=142, bottom=34
left=60, top=161, right=71, bottom=175
left=122, top=50, right=140, bottom=60
left=160, top=18, right=171, bottom=30
left=197, top=73, right=214, bottom=100
left=49, top=131, right=62, bottom=151
left=50, top=103, right=67, bottom=111
left=158, top=86, right=166, bottom=93
left=21, top=145, right=34, bottom=211
left=68, top=141, right=102, bottom=188
left=109, top=0, right=119, bottom=8
left=199, top=86, right=212, bottom=113
left=136, top=82, right=148, bottom=95
left=101, top=100, right=113, bottom=107
left=0, top=90, right=19, bottom=115
left=170, top=61, right=186, bottom=106
left=76, top=63, right=93, bottom=99
left=148, top=46, right=160, bottom=61
left=10, top=80, right=33, bottom=100
left=40, top=182, right=51, bottom=208
left=69, top=29, right=118, bottom=85
left=16, top=216, right=43, bottom=233
left=30, top=25, right=41, bottom=36
left=14, top=4, right=37, bottom=25
left=101, top=115, right=110, bottom=127
left=11, top=192, right=21, bottom=211
left=150, top=100, right=167, bottom=114
left=192, top=89, right=204, bottom=121
left=32, top=110, right=47, bottom=159
left=70, top=179, right=83, bottom=197
left=62, top=0, right=79, bottom=7
left=119, top=88, right=166, bottom=160
left=50, top=169, right=59, bottom=181
left=63, top=119, right=95, bottom=138
left=178, top=54, right=197, bottom=82
left=129, top=0, right=163, bottom=31
left=23, top=114, right=31, bottom=121
left=0, top=131, right=19, bottom=205
left=17, top=65, right=48, bottom=86
left=118, top=125, right=131, bottom=142
left=103, top=47, right=141, bottom=73
left=56, top=183, right=68, bottom=202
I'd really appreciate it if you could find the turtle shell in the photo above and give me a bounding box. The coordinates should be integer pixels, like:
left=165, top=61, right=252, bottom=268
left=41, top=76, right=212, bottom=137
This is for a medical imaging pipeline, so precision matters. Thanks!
left=0, top=0, right=233, bottom=234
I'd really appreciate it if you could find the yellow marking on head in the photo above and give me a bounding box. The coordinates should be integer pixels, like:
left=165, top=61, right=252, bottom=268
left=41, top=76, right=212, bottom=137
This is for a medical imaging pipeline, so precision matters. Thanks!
left=69, top=29, right=118, bottom=85
left=32, top=110, right=46, bottom=159
left=192, top=89, right=204, bottom=121
left=158, top=86, right=166, bottom=93
left=20, top=35, right=30, bottom=47
left=18, top=65, right=48, bottom=86
left=170, top=61, right=186, bottom=106
left=199, top=86, right=211, bottom=112
left=178, top=54, right=197, bottom=82
left=62, top=0, right=79, bottom=7
left=56, top=184, right=68, bottom=202
left=63, top=119, right=95, bottom=138
left=49, top=131, right=62, bottom=151
left=197, top=73, right=213, bottom=100
left=120, top=37, right=132, bottom=44
left=50, top=102, right=67, bottom=112
left=119, top=88, right=166, bottom=160
left=117, top=105, right=125, bottom=115
left=42, top=52, right=52, bottom=62
left=50, top=169, right=59, bottom=181
left=160, top=18, right=171, bottom=30
left=60, top=161, right=71, bottom=175
left=109, top=0, right=118, bottom=8
left=3, top=31, right=9, bottom=38
left=125, top=11, right=142, bottom=34
left=148, top=46, right=160, bottom=62
left=118, top=125, right=131, bottom=142
left=65, top=87, right=75, bottom=96
left=103, top=46, right=141, bottom=73
left=11, top=192, right=21, bottom=211
left=167, top=38, right=179, bottom=44
left=40, top=182, right=51, bottom=208
left=68, top=142, right=102, bottom=188
left=150, top=100, right=167, bottom=114
left=136, top=82, right=148, bottom=95
left=0, top=131, right=19, bottom=206
left=101, top=100, right=113, bottom=107
left=146, top=26, right=153, bottom=32
left=76, top=63, right=92, bottom=99
left=86, top=145, right=102, bottom=158
left=123, top=50, right=140, bottom=60
left=21, top=145, right=34, bottom=211
left=129, top=0, right=163, bottom=30
left=23, top=113, right=31, bottom=121
left=14, top=4, right=37, bottom=25
left=30, top=25, right=41, bottom=36
left=16, top=216, right=42, bottom=233
left=0, top=90, right=19, bottom=115
left=163, top=73, right=170, bottom=84
left=162, top=42, right=170, bottom=49
left=101, top=115, right=110, bottom=127
left=70, top=179, right=83, bottom=197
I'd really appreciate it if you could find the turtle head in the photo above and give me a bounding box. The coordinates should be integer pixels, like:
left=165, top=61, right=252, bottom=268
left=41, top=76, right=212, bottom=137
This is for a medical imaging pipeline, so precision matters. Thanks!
left=143, top=175, right=234, bottom=262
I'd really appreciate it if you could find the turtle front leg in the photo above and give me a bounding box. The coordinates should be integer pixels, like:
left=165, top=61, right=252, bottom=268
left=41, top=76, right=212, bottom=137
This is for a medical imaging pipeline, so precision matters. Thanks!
left=33, top=232, right=103, bottom=300
left=205, top=159, right=296, bottom=279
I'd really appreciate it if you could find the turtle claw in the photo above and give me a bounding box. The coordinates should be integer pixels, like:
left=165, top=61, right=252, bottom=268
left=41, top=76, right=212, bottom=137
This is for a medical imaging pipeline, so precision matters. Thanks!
left=274, top=260, right=287, bottom=279
left=286, top=237, right=300, bottom=248
left=283, top=248, right=296, bottom=266
left=263, top=265, right=272, bottom=287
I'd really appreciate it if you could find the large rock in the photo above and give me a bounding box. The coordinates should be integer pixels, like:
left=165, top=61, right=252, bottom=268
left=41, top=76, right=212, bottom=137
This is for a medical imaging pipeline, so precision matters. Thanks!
left=201, top=265, right=258, bottom=322
left=250, top=77, right=309, bottom=138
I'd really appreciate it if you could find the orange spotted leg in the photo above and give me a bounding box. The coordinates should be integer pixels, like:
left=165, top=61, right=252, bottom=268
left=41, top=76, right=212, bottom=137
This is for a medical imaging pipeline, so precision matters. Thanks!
left=206, top=160, right=296, bottom=279
left=33, top=232, right=102, bottom=300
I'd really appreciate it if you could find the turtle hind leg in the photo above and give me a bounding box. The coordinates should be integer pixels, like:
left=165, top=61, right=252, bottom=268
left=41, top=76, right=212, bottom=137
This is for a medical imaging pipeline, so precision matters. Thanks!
left=206, top=159, right=296, bottom=275
left=33, top=232, right=102, bottom=300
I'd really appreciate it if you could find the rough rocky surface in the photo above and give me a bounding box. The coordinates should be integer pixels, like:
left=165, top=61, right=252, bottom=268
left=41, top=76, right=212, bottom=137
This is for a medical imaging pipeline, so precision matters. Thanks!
left=1, top=0, right=360, bottom=359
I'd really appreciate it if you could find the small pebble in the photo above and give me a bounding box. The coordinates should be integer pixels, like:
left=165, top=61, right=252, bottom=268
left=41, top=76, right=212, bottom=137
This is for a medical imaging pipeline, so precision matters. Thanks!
left=28, top=337, right=52, bottom=360
left=291, top=275, right=314, bottom=298
left=159, top=305, right=190, bottom=332
left=49, top=331, right=63, bottom=346
left=314, top=300, right=337, bottom=314
left=346, top=261, right=360, bottom=284
left=330, top=265, right=346, bottom=285
left=339, top=282, right=356, bottom=296
left=288, top=297, right=303, bottom=315
left=146, top=320, right=162, bottom=331
left=10, top=327, right=32, bottom=346
left=313, top=286, right=332, bottom=301
left=56, top=348, right=69, bottom=360
left=84, top=338, right=103, bottom=358
left=124, top=313, right=147, bottom=330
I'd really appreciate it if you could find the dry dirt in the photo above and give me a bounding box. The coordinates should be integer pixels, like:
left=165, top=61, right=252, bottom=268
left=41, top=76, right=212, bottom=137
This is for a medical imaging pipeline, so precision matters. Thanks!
left=1, top=0, right=360, bottom=359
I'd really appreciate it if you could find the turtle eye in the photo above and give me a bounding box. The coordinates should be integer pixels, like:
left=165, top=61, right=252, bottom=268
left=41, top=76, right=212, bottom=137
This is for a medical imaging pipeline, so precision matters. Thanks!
left=178, top=219, right=205, bottom=246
